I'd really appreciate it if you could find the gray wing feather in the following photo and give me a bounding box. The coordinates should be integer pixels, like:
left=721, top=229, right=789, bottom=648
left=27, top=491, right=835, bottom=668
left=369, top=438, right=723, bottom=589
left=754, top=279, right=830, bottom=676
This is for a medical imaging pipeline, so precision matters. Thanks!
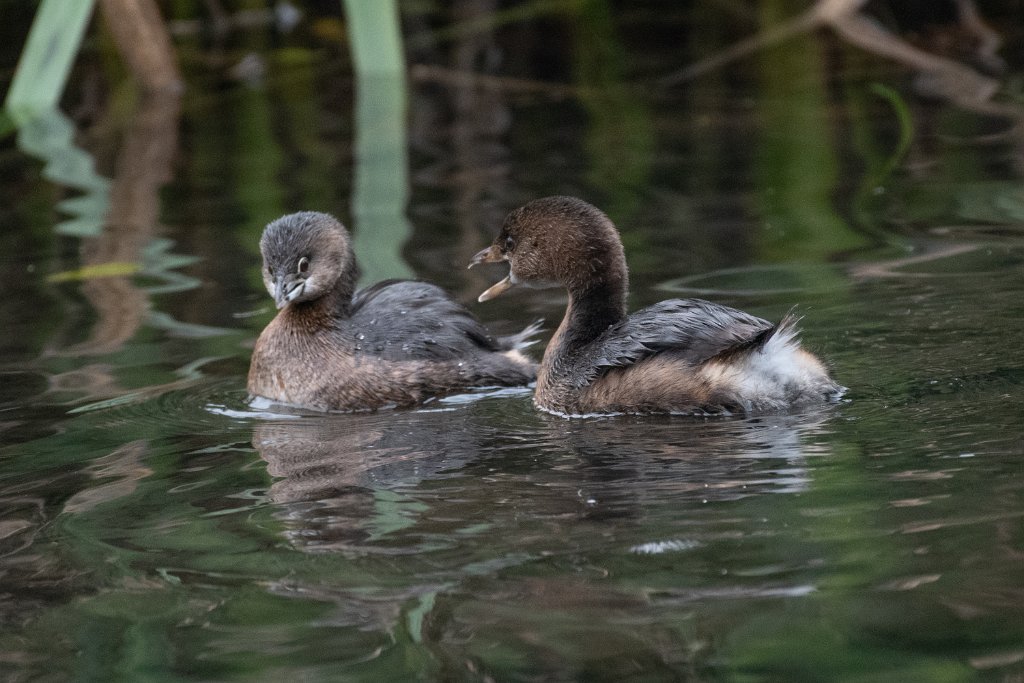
left=567, top=299, right=775, bottom=389
left=348, top=280, right=527, bottom=361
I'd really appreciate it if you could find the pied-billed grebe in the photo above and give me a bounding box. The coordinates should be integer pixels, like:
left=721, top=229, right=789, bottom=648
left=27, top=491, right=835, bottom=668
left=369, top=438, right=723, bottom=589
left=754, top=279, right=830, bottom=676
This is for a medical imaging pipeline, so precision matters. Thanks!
left=469, top=196, right=844, bottom=416
left=248, top=211, right=539, bottom=411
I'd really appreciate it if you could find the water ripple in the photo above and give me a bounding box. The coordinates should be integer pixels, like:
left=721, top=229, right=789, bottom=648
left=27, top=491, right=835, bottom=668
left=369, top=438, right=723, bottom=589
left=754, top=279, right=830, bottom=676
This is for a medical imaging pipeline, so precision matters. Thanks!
left=66, top=376, right=251, bottom=434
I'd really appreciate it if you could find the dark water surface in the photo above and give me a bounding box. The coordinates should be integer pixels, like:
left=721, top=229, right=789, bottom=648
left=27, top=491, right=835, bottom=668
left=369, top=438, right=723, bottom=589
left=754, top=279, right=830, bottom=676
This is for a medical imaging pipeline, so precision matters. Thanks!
left=3, top=3, right=1024, bottom=681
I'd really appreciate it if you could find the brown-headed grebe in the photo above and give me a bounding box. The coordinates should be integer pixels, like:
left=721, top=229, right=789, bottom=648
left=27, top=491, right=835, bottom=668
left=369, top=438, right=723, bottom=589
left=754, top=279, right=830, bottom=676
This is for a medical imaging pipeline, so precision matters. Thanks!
left=469, top=196, right=843, bottom=416
left=248, top=211, right=539, bottom=411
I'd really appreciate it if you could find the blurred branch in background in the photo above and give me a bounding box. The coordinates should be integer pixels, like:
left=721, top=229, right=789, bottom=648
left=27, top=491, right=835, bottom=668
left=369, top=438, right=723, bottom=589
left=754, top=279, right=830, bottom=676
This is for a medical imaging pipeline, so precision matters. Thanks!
left=3, top=0, right=190, bottom=386
left=660, top=0, right=839, bottom=87
left=4, top=0, right=183, bottom=240
left=662, top=0, right=1017, bottom=124
left=342, top=0, right=414, bottom=283
left=98, top=0, right=182, bottom=94
left=65, top=0, right=185, bottom=354
left=410, top=64, right=577, bottom=99
left=61, top=90, right=183, bottom=356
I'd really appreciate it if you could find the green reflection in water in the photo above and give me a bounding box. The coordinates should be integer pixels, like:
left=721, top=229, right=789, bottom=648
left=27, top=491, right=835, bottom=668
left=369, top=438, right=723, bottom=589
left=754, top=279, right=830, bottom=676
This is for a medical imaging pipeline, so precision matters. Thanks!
left=274, top=48, right=338, bottom=218
left=4, top=0, right=107, bottom=236
left=8, top=107, right=110, bottom=237
left=755, top=0, right=868, bottom=265
left=5, top=0, right=95, bottom=116
left=234, top=83, right=287, bottom=235
left=572, top=0, right=654, bottom=220
left=848, top=81, right=915, bottom=232
left=344, top=0, right=413, bottom=284
left=1, top=411, right=438, bottom=679
left=716, top=439, right=974, bottom=682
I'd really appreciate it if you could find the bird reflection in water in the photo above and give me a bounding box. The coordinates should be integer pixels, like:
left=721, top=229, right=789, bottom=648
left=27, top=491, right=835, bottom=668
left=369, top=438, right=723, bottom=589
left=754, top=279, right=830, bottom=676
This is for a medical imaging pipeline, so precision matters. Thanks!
left=251, top=402, right=838, bottom=552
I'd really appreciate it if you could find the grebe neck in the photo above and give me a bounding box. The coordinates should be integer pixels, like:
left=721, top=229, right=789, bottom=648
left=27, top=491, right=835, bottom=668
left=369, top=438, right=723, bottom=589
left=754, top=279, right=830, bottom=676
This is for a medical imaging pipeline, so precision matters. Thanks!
left=557, top=277, right=628, bottom=352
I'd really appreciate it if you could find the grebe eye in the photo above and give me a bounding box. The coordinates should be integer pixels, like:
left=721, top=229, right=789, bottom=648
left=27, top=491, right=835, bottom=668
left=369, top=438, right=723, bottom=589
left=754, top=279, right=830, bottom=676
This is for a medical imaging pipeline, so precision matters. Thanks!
left=297, top=257, right=310, bottom=274
left=504, top=235, right=515, bottom=252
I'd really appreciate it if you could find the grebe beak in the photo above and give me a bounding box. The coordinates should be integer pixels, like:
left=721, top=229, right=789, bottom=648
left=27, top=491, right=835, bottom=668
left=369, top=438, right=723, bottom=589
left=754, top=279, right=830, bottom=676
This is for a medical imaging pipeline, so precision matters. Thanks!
left=477, top=275, right=514, bottom=302
left=273, top=276, right=289, bottom=309
left=468, top=245, right=504, bottom=268
left=273, top=274, right=306, bottom=309
left=468, top=246, right=514, bottom=302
